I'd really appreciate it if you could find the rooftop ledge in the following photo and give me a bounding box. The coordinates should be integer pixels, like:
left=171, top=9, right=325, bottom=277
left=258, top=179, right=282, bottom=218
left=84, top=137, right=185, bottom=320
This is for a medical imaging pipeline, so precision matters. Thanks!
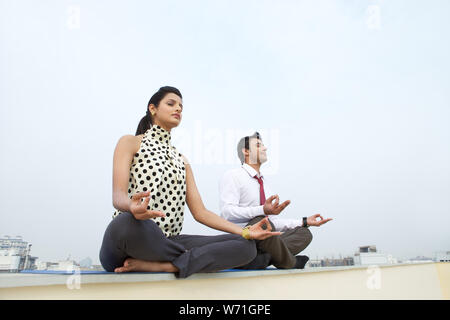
left=0, top=262, right=449, bottom=300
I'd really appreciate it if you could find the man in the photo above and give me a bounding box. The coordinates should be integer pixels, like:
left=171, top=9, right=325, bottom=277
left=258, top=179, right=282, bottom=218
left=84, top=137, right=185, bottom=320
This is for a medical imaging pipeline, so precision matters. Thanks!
left=219, top=132, right=332, bottom=269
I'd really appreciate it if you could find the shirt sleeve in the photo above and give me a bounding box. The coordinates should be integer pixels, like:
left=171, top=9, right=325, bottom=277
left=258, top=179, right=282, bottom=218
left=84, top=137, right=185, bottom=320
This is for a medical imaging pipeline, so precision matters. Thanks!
left=269, top=216, right=303, bottom=232
left=219, top=171, right=265, bottom=224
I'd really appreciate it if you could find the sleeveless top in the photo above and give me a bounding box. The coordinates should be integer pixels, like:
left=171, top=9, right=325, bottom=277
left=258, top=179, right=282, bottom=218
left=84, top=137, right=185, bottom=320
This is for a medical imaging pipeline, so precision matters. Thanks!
left=112, top=125, right=187, bottom=237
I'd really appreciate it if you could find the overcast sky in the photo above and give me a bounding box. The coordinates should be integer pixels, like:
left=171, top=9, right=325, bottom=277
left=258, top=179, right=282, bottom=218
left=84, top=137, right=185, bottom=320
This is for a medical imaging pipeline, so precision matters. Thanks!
left=1, top=0, right=449, bottom=265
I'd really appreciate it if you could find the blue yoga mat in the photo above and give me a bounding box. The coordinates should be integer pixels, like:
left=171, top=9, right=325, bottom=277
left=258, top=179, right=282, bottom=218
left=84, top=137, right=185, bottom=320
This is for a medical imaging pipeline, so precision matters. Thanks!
left=20, top=268, right=277, bottom=275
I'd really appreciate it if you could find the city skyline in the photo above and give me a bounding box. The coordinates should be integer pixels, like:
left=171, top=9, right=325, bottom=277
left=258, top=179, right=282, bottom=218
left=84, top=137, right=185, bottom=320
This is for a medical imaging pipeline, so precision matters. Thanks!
left=4, top=233, right=443, bottom=266
left=1, top=233, right=445, bottom=269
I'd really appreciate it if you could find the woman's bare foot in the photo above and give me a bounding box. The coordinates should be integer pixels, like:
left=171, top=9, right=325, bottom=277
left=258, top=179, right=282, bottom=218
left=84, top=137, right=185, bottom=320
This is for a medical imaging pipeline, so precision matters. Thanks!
left=114, top=258, right=178, bottom=273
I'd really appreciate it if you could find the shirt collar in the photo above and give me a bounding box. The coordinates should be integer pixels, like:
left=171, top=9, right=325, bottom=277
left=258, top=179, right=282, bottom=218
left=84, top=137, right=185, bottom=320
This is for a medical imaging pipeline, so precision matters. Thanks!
left=242, top=163, right=263, bottom=179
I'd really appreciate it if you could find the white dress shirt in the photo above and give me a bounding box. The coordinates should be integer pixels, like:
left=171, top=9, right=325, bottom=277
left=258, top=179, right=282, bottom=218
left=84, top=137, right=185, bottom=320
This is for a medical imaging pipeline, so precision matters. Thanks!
left=219, top=163, right=303, bottom=232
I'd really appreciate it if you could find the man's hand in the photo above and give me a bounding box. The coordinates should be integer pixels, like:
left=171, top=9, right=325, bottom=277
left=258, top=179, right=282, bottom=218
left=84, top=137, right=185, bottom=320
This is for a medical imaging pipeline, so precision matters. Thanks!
left=306, top=214, right=333, bottom=227
left=263, top=194, right=291, bottom=215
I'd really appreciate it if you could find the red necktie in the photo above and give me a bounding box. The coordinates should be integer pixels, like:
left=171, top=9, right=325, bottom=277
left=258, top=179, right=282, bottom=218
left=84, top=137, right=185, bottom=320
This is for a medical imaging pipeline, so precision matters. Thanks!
left=254, top=175, right=266, bottom=205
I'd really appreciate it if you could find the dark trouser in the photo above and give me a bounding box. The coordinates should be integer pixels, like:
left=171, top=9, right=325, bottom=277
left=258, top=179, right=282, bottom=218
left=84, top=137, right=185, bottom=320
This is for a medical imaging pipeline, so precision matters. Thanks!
left=237, top=216, right=313, bottom=269
left=99, top=212, right=257, bottom=278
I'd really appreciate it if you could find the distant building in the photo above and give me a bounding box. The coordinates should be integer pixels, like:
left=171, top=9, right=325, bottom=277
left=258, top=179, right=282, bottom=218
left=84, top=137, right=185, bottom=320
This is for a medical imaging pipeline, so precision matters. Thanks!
left=79, top=257, right=93, bottom=268
left=46, top=259, right=80, bottom=271
left=353, top=245, right=395, bottom=265
left=406, top=256, right=434, bottom=263
left=307, top=259, right=322, bottom=268
left=433, top=251, right=450, bottom=262
left=306, top=256, right=354, bottom=268
left=0, top=236, right=38, bottom=272
left=90, top=265, right=106, bottom=271
left=36, top=260, right=58, bottom=270
left=36, top=257, right=105, bottom=272
left=321, top=256, right=354, bottom=267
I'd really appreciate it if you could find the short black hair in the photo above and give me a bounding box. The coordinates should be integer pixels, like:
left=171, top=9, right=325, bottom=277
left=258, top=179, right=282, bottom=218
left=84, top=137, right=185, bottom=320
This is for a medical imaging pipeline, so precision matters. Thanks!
left=237, top=132, right=262, bottom=164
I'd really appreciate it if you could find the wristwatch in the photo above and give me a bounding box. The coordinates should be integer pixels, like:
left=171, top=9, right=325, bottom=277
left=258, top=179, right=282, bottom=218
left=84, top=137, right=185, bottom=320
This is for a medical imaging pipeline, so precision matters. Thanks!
left=303, top=217, right=308, bottom=228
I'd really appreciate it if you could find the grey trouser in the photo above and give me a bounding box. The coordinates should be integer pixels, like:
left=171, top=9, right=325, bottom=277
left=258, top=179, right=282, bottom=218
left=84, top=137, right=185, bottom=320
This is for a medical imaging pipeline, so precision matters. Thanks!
left=237, top=215, right=313, bottom=269
left=99, top=212, right=257, bottom=278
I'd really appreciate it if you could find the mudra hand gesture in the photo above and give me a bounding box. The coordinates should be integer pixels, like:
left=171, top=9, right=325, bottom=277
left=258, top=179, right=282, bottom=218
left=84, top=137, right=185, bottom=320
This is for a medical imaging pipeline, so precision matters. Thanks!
left=129, top=191, right=166, bottom=220
left=247, top=217, right=281, bottom=240
left=306, top=213, right=332, bottom=227
left=263, top=194, right=290, bottom=215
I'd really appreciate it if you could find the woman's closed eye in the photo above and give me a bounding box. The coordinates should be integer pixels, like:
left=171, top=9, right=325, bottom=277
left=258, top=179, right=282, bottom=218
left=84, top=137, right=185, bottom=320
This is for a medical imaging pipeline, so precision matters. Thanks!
left=167, top=99, right=183, bottom=110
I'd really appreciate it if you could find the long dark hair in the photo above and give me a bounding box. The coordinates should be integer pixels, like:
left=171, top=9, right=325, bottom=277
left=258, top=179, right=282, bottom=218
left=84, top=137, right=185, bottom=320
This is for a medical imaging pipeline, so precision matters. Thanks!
left=135, top=86, right=183, bottom=135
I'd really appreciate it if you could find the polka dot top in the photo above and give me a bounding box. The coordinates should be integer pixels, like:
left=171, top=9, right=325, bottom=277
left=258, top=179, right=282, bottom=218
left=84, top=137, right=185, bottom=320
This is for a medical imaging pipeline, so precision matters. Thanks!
left=112, top=125, right=187, bottom=237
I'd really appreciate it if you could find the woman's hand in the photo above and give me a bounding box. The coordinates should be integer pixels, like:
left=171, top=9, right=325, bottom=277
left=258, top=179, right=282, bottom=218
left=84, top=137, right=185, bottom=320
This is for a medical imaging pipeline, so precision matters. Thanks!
left=129, top=191, right=166, bottom=220
left=248, top=217, right=282, bottom=240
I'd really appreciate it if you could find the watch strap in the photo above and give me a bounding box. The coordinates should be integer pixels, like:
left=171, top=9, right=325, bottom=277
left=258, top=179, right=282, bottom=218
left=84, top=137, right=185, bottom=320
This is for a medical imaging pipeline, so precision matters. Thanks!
left=303, top=217, right=308, bottom=228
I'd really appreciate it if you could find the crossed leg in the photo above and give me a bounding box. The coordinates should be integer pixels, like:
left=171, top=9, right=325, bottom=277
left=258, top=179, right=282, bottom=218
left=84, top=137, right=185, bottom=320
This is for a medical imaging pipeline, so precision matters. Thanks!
left=237, top=215, right=313, bottom=269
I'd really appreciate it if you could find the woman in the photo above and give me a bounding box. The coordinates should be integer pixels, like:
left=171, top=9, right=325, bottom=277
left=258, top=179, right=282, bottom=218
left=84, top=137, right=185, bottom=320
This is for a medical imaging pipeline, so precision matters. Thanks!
left=99, top=86, right=280, bottom=278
